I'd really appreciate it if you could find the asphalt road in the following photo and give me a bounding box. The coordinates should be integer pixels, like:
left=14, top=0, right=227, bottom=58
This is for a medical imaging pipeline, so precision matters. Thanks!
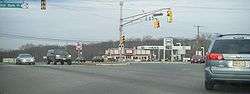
left=0, top=63, right=250, bottom=94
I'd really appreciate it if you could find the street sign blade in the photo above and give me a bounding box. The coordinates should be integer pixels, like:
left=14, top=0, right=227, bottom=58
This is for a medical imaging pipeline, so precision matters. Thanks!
left=0, top=3, right=23, bottom=8
left=153, top=13, right=163, bottom=17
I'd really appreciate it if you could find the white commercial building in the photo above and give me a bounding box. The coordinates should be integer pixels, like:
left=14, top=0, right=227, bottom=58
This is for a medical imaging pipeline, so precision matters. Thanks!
left=104, top=38, right=191, bottom=62
left=137, top=37, right=191, bottom=61
left=104, top=48, right=152, bottom=61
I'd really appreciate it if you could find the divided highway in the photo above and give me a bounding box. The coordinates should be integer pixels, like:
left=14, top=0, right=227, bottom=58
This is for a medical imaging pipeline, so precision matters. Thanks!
left=0, top=63, right=250, bottom=94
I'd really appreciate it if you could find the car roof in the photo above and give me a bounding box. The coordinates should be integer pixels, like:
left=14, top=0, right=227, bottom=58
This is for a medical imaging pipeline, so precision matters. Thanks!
left=216, top=34, right=250, bottom=40
left=18, top=54, right=32, bottom=57
left=19, top=54, right=31, bottom=55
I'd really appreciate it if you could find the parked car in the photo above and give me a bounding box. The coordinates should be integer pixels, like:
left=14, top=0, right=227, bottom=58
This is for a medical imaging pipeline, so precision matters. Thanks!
left=16, top=54, right=35, bottom=65
left=92, top=56, right=104, bottom=62
left=44, top=49, right=72, bottom=65
left=191, top=55, right=205, bottom=64
left=204, top=34, right=250, bottom=90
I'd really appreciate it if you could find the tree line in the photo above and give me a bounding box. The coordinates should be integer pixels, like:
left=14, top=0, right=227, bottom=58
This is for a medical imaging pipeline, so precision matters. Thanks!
left=0, top=35, right=211, bottom=62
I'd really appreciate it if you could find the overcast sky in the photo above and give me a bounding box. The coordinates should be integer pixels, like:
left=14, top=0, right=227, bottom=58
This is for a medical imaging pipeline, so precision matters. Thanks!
left=0, top=0, right=250, bottom=49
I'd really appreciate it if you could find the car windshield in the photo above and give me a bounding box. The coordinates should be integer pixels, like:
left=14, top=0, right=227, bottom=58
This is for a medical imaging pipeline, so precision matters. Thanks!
left=54, top=50, right=68, bottom=55
left=19, top=54, right=32, bottom=58
left=211, top=39, right=250, bottom=54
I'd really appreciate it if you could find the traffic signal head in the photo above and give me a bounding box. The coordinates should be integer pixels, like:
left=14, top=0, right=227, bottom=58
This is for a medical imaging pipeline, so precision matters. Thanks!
left=152, top=18, right=160, bottom=29
left=121, top=35, right=125, bottom=44
left=119, top=35, right=125, bottom=48
left=41, top=0, right=46, bottom=10
left=167, top=8, right=173, bottom=23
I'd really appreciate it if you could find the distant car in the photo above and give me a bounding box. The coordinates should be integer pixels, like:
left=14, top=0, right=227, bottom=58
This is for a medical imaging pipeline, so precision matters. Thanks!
left=107, top=58, right=116, bottom=62
left=92, top=56, right=104, bottom=62
left=45, top=49, right=72, bottom=65
left=75, top=56, right=92, bottom=63
left=191, top=55, right=205, bottom=64
left=75, top=56, right=86, bottom=63
left=16, top=54, right=35, bottom=65
left=204, top=34, right=250, bottom=90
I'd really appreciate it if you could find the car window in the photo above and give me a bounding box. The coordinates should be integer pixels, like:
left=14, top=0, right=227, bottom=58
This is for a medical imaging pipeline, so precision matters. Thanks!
left=55, top=50, right=68, bottom=55
left=48, top=50, right=54, bottom=53
left=211, top=39, right=250, bottom=54
left=19, top=54, right=32, bottom=58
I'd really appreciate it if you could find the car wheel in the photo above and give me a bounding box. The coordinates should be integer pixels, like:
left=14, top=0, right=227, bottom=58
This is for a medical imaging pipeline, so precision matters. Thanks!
left=53, top=62, right=57, bottom=65
left=61, top=61, right=64, bottom=65
left=205, top=80, right=215, bottom=90
left=47, top=61, right=50, bottom=64
left=67, top=61, right=72, bottom=65
left=32, top=62, right=35, bottom=65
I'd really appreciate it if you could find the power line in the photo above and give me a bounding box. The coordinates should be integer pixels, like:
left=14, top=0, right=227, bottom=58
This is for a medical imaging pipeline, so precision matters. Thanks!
left=0, top=33, right=101, bottom=43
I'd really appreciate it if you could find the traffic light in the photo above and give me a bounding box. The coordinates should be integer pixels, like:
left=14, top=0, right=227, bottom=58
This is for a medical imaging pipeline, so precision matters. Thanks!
left=152, top=18, right=160, bottom=29
left=167, top=8, right=173, bottom=23
left=41, top=0, right=46, bottom=10
left=119, top=35, right=125, bottom=47
left=121, top=35, right=125, bottom=44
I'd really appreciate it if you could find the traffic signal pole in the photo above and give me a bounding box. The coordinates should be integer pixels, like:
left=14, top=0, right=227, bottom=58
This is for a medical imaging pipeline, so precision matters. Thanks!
left=118, top=0, right=171, bottom=62
left=119, top=1, right=124, bottom=61
left=194, top=25, right=203, bottom=51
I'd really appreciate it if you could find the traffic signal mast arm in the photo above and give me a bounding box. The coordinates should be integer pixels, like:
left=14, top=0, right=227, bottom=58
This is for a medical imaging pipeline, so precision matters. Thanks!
left=118, top=1, right=171, bottom=61
left=123, top=8, right=170, bottom=20
left=122, top=8, right=170, bottom=26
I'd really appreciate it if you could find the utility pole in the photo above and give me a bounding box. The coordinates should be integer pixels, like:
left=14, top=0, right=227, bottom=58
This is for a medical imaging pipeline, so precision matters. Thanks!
left=194, top=25, right=203, bottom=53
left=119, top=1, right=124, bottom=61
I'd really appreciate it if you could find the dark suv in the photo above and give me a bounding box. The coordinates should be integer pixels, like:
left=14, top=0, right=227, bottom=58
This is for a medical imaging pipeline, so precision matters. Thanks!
left=205, top=34, right=250, bottom=90
left=45, top=49, right=72, bottom=65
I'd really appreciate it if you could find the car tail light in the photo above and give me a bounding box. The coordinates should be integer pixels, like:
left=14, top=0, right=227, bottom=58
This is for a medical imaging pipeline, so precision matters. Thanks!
left=207, top=52, right=224, bottom=60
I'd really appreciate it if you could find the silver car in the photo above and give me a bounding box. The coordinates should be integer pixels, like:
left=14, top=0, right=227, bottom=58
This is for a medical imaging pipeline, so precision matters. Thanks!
left=204, top=34, right=250, bottom=90
left=16, top=54, right=35, bottom=65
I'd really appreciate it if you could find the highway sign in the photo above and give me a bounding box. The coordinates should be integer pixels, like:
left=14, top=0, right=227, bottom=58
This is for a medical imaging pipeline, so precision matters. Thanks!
left=0, top=1, right=28, bottom=9
left=0, top=3, right=22, bottom=8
